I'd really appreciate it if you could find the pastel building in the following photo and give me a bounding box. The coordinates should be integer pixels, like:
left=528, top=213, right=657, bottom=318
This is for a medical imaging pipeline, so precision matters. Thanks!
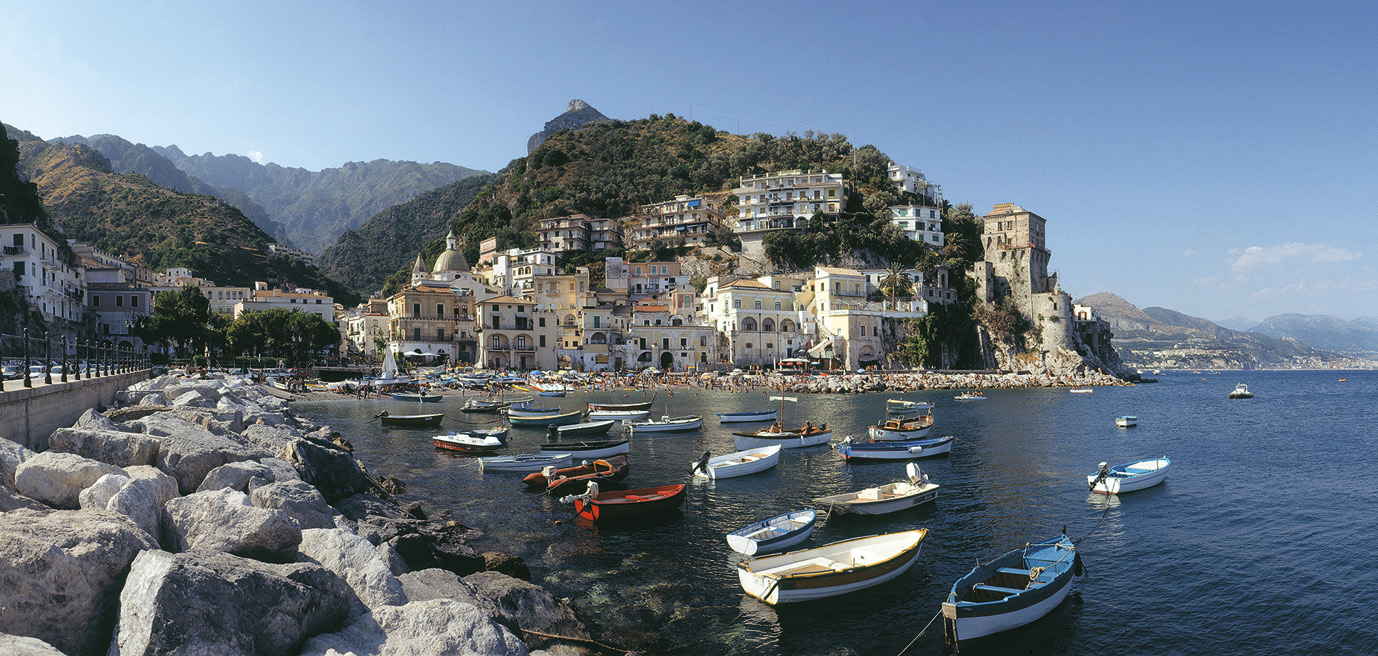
left=731, top=169, right=845, bottom=256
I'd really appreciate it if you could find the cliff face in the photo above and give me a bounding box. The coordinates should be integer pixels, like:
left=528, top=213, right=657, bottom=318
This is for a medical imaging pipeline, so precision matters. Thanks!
left=526, top=99, right=611, bottom=154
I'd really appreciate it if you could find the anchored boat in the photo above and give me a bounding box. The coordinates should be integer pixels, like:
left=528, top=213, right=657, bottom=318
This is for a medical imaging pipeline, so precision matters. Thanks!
left=726, top=509, right=817, bottom=556
left=737, top=529, right=928, bottom=605
left=814, top=462, right=939, bottom=514
left=837, top=435, right=955, bottom=461
left=1087, top=457, right=1170, bottom=494
left=941, top=532, right=1082, bottom=642
left=690, top=444, right=781, bottom=480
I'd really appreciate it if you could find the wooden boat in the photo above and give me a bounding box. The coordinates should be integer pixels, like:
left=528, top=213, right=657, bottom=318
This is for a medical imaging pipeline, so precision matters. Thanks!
left=1229, top=383, right=1254, bottom=399
left=505, top=406, right=561, bottom=418
left=716, top=409, right=779, bottom=424
left=571, top=482, right=686, bottom=522
left=508, top=409, right=583, bottom=427
left=737, top=529, right=927, bottom=605
left=524, top=455, right=631, bottom=496
left=726, top=509, right=817, bottom=556
left=1069, top=388, right=1093, bottom=394
left=392, top=392, right=442, bottom=403
left=1115, top=416, right=1138, bottom=428
left=690, top=444, right=781, bottom=480
left=814, top=462, right=939, bottom=515
left=954, top=391, right=987, bottom=400
left=867, top=413, right=934, bottom=441
left=732, top=425, right=832, bottom=451
left=374, top=411, right=443, bottom=428
left=1087, top=457, right=1170, bottom=494
left=461, top=396, right=532, bottom=413
left=626, top=415, right=703, bottom=433
left=941, top=533, right=1081, bottom=642
left=587, top=409, right=651, bottom=422
left=432, top=433, right=505, bottom=453
left=549, top=420, right=615, bottom=438
left=885, top=399, right=934, bottom=416
left=479, top=453, right=573, bottom=472
left=587, top=400, right=654, bottom=412
left=837, top=435, right=955, bottom=461
left=539, top=439, right=630, bottom=459
left=473, top=426, right=509, bottom=443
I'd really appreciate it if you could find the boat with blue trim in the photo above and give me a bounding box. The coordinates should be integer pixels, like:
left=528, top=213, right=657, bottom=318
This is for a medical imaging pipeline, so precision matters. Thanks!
left=941, top=532, right=1082, bottom=642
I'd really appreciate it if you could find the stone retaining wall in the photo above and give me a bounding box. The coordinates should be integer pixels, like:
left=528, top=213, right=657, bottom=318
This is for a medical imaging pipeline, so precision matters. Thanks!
left=0, top=370, right=150, bottom=451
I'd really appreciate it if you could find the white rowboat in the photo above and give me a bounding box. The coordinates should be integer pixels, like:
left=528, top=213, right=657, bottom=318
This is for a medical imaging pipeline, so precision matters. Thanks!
left=1087, top=457, right=1170, bottom=494
left=690, top=444, right=781, bottom=480
left=627, top=415, right=703, bottom=433
left=737, top=529, right=927, bottom=605
left=479, top=453, right=573, bottom=472
left=814, top=462, right=939, bottom=515
left=726, top=509, right=817, bottom=556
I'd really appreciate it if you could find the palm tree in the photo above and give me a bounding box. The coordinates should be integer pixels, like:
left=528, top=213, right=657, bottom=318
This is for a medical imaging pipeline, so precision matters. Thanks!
left=880, top=263, right=912, bottom=311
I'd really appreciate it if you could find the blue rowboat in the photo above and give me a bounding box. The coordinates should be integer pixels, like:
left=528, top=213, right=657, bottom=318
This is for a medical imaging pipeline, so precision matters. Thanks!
left=716, top=409, right=778, bottom=424
left=391, top=392, right=442, bottom=403
left=1087, top=457, right=1170, bottom=494
left=726, top=509, right=816, bottom=556
left=838, top=435, right=955, bottom=461
left=509, top=409, right=582, bottom=427
left=941, top=533, right=1082, bottom=642
left=506, top=407, right=562, bottom=418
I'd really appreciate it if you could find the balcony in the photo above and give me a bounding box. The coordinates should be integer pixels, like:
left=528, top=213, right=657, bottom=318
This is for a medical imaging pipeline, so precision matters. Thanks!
left=2, top=246, right=24, bottom=256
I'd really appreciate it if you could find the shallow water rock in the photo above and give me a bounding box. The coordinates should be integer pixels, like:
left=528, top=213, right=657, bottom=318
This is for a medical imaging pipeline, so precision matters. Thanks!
left=464, top=571, right=588, bottom=641
left=398, top=568, right=502, bottom=616
left=483, top=551, right=531, bottom=581
left=0, top=508, right=158, bottom=656
left=298, top=599, right=528, bottom=656
left=49, top=427, right=158, bottom=468
left=14, top=451, right=125, bottom=509
left=110, top=549, right=356, bottom=656
left=163, top=488, right=301, bottom=561
left=250, top=479, right=335, bottom=529
left=298, top=527, right=406, bottom=614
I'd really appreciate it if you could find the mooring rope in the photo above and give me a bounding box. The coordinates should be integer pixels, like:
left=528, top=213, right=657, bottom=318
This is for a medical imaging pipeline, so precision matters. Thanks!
left=895, top=609, right=944, bottom=655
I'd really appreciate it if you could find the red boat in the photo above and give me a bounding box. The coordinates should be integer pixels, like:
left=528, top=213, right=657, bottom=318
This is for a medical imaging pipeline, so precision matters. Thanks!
left=522, top=455, right=630, bottom=495
left=573, top=483, right=687, bottom=522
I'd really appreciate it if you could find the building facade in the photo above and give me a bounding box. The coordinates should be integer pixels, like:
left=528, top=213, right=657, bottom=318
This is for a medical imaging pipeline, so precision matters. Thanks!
left=889, top=205, right=945, bottom=248
left=627, top=195, right=726, bottom=250
left=477, top=295, right=558, bottom=370
left=731, top=169, right=846, bottom=256
left=0, top=224, right=86, bottom=327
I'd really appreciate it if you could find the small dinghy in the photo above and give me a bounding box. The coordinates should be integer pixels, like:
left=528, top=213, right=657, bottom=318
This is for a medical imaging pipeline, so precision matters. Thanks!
left=374, top=411, right=443, bottom=428
left=814, top=462, right=939, bottom=515
left=1115, top=416, right=1138, bottom=428
left=737, top=529, right=927, bottom=605
left=550, top=420, right=615, bottom=438
left=568, top=482, right=686, bottom=522
left=523, top=455, right=630, bottom=495
left=885, top=399, right=934, bottom=417
left=587, top=409, right=651, bottom=421
left=726, top=509, right=816, bottom=556
left=505, top=406, right=562, bottom=418
left=867, top=413, right=934, bottom=441
left=690, top=444, right=781, bottom=480
left=1087, top=457, right=1170, bottom=494
left=432, top=433, right=505, bottom=454
left=941, top=532, right=1082, bottom=642
left=479, top=453, right=573, bottom=472
left=626, top=415, right=703, bottom=433
left=716, top=409, right=779, bottom=424
left=538, top=439, right=630, bottom=459
left=509, top=409, right=583, bottom=427
left=731, top=423, right=832, bottom=450
left=837, top=435, right=955, bottom=461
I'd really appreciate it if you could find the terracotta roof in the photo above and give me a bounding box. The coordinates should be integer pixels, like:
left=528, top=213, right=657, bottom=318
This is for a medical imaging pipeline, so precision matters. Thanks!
left=633, top=305, right=669, bottom=313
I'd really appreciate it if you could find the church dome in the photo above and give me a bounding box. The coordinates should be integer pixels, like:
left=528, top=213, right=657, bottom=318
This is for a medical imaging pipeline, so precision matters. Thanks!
left=431, top=229, right=468, bottom=273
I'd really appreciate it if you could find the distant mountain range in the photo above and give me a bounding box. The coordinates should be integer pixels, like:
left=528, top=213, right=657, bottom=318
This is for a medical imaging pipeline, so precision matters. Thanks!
left=1247, top=314, right=1378, bottom=355
left=1213, top=316, right=1258, bottom=332
left=1075, top=293, right=1344, bottom=368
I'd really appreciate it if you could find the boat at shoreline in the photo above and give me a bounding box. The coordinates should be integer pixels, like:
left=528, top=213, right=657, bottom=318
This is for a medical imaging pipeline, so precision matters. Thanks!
left=587, top=399, right=655, bottom=412
left=432, top=432, right=505, bottom=454
left=392, top=392, right=442, bottom=403
left=941, top=532, right=1081, bottom=642
left=737, top=529, right=928, bottom=605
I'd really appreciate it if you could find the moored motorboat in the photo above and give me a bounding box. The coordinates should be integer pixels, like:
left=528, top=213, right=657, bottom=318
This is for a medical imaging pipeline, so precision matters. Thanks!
left=509, top=409, right=583, bottom=427
left=1115, top=416, right=1138, bottom=428
left=1087, top=457, right=1170, bottom=494
left=867, top=413, right=934, bottom=441
left=737, top=529, right=928, bottom=605
left=885, top=399, right=934, bottom=416
left=587, top=408, right=651, bottom=421
left=550, top=420, right=615, bottom=438
left=479, top=453, right=573, bottom=472
left=525, top=455, right=631, bottom=496
left=538, top=439, right=630, bottom=459
left=432, top=432, right=505, bottom=454
left=716, top=409, right=779, bottom=424
left=690, top=444, right=781, bottom=480
left=726, top=509, right=817, bottom=556
left=814, top=462, right=939, bottom=514
left=837, top=435, right=955, bottom=461
left=626, top=415, right=704, bottom=433
left=1229, top=383, right=1254, bottom=399
left=374, top=411, right=443, bottom=428
left=941, top=532, right=1082, bottom=642
left=569, top=482, right=686, bottom=522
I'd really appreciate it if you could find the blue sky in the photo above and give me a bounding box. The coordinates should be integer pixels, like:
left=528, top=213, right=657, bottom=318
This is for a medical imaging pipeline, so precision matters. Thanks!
left=3, top=1, right=1375, bottom=322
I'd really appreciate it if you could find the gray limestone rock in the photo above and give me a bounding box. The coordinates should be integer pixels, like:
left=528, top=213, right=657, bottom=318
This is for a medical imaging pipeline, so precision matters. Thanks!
left=0, top=435, right=35, bottom=490
left=0, top=633, right=67, bottom=656
left=14, top=452, right=125, bottom=509
left=463, top=571, right=588, bottom=641
left=162, top=488, right=302, bottom=561
left=78, top=472, right=133, bottom=510
left=74, top=408, right=133, bottom=432
left=243, top=423, right=301, bottom=452
left=280, top=438, right=370, bottom=502
left=0, top=508, right=159, bottom=656
left=136, top=392, right=166, bottom=406
left=122, top=465, right=180, bottom=509
left=0, top=486, right=47, bottom=512
left=109, top=549, right=356, bottom=656
left=257, top=456, right=302, bottom=484
left=108, top=477, right=169, bottom=539
left=377, top=540, right=409, bottom=577
left=49, top=427, right=159, bottom=468
left=298, top=527, right=407, bottom=613
left=134, top=414, right=269, bottom=493
left=398, top=568, right=500, bottom=616
left=298, top=599, right=529, bottom=656
left=250, top=478, right=335, bottom=530
left=197, top=460, right=276, bottom=493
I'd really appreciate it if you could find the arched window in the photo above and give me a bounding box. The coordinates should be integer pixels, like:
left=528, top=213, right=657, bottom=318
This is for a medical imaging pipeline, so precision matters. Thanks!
left=742, top=317, right=757, bottom=332
left=762, top=318, right=775, bottom=332
left=781, top=319, right=795, bottom=333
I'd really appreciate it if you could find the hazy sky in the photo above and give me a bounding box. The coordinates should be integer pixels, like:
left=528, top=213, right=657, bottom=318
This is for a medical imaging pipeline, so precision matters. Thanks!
left=3, top=1, right=1375, bottom=321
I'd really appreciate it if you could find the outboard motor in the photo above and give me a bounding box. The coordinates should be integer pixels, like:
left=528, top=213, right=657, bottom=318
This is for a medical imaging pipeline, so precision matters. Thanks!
left=693, top=451, right=711, bottom=475
left=1088, top=461, right=1110, bottom=491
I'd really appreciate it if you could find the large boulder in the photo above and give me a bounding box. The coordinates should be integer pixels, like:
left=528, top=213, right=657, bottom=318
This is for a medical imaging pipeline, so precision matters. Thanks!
left=280, top=439, right=370, bottom=502
left=0, top=436, right=35, bottom=490
left=134, top=414, right=268, bottom=493
left=49, top=427, right=159, bottom=468
left=0, top=633, right=66, bottom=656
left=0, top=509, right=159, bottom=656
left=163, top=488, right=301, bottom=561
left=299, top=599, right=529, bottom=656
left=0, top=487, right=46, bottom=512
left=196, top=461, right=276, bottom=493
left=110, top=550, right=356, bottom=656
left=74, top=408, right=133, bottom=432
left=78, top=472, right=133, bottom=509
left=463, top=571, right=588, bottom=641
left=250, top=479, right=335, bottom=529
left=13, top=452, right=125, bottom=509
left=398, top=568, right=502, bottom=617
left=242, top=423, right=301, bottom=452
left=298, top=528, right=406, bottom=613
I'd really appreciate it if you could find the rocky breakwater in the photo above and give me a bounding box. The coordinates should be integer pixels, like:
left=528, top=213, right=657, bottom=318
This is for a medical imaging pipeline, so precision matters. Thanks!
left=782, top=369, right=1132, bottom=395
left=0, top=373, right=593, bottom=656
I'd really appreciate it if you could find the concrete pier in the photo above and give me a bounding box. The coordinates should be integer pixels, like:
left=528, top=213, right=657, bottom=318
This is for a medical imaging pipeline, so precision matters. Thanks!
left=0, top=370, right=150, bottom=450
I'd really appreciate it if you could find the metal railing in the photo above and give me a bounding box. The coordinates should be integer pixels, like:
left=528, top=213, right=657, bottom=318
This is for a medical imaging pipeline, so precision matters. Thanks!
left=0, top=330, right=151, bottom=394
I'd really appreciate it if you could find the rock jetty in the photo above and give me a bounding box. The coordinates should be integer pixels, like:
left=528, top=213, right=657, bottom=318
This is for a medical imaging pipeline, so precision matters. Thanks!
left=0, top=372, right=592, bottom=656
left=780, top=369, right=1132, bottom=395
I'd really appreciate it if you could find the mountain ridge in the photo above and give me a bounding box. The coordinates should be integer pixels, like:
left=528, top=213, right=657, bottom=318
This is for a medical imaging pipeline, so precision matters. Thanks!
left=1248, top=313, right=1378, bottom=354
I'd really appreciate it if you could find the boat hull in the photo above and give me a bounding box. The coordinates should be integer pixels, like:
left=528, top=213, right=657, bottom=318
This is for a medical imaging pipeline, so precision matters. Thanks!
left=840, top=436, right=954, bottom=460
left=509, top=410, right=583, bottom=427
left=732, top=429, right=831, bottom=451
left=941, top=535, right=1079, bottom=641
left=868, top=424, right=933, bottom=440
left=816, top=484, right=939, bottom=514
left=539, top=440, right=630, bottom=459
left=378, top=413, right=443, bottom=428
left=574, top=484, right=686, bottom=522
left=392, top=393, right=442, bottom=403
left=1115, top=416, right=1138, bottom=428
left=716, top=410, right=779, bottom=423
left=1088, top=458, right=1170, bottom=494
left=432, top=434, right=504, bottom=453
left=587, top=401, right=654, bottom=411
left=479, top=454, right=573, bottom=472
left=737, top=530, right=926, bottom=605
left=726, top=509, right=816, bottom=556
left=627, top=416, right=703, bottom=433
left=944, top=566, right=1075, bottom=640
left=552, top=420, right=615, bottom=437
left=692, top=445, right=781, bottom=480
left=587, top=409, right=650, bottom=421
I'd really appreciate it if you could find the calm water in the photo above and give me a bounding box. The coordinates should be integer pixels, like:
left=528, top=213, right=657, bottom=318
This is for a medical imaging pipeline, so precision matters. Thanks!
left=296, top=371, right=1378, bottom=655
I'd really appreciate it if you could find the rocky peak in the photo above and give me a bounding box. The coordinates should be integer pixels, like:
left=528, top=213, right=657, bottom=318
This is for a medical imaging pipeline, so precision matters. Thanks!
left=527, top=99, right=611, bottom=154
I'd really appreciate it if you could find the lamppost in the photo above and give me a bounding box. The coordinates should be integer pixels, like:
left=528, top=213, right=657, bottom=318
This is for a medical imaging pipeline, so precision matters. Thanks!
left=22, top=327, right=31, bottom=389
left=60, top=335, right=68, bottom=383
left=43, top=331, right=52, bottom=385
